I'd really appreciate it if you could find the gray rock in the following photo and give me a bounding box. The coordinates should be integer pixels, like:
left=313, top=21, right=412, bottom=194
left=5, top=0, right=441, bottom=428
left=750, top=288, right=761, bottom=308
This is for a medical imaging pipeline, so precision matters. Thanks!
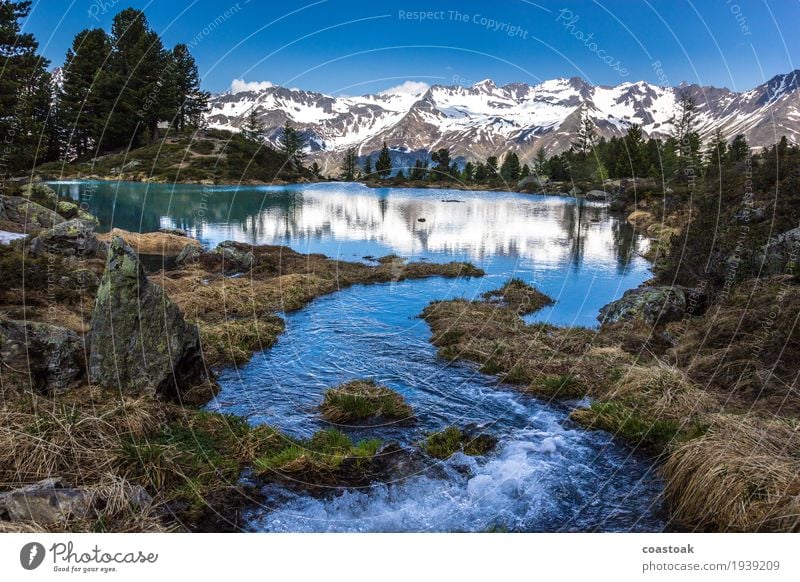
left=733, top=207, right=766, bottom=224
left=159, top=227, right=188, bottom=237
left=214, top=240, right=255, bottom=273
left=20, top=183, right=57, bottom=207
left=585, top=189, right=609, bottom=201
left=568, top=186, right=582, bottom=197
left=756, top=227, right=800, bottom=276
left=517, top=175, right=548, bottom=189
left=598, top=286, right=688, bottom=326
left=0, top=195, right=65, bottom=230
left=0, top=479, right=94, bottom=524
left=0, top=320, right=85, bottom=395
left=175, top=243, right=202, bottom=266
left=89, top=236, right=210, bottom=398
left=30, top=218, right=99, bottom=257
left=609, top=195, right=627, bottom=212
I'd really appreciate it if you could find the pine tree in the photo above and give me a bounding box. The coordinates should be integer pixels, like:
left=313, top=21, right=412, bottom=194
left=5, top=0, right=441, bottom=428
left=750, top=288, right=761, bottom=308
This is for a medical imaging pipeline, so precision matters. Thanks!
left=409, top=158, right=428, bottom=181
left=59, top=28, right=111, bottom=158
left=241, top=107, right=265, bottom=142
left=375, top=142, right=392, bottom=178
left=105, top=8, right=173, bottom=148
left=310, top=161, right=322, bottom=178
left=362, top=155, right=372, bottom=177
left=728, top=134, right=750, bottom=163
left=462, top=161, right=475, bottom=182
left=0, top=0, right=54, bottom=174
left=520, top=163, right=530, bottom=178
left=341, top=147, right=358, bottom=180
left=623, top=124, right=645, bottom=178
left=486, top=156, right=499, bottom=179
left=705, top=128, right=728, bottom=170
left=672, top=91, right=701, bottom=180
left=500, top=151, right=521, bottom=180
left=172, top=43, right=208, bottom=132
left=430, top=147, right=451, bottom=181
left=572, top=111, right=596, bottom=156
left=533, top=148, right=548, bottom=176
left=473, top=162, right=486, bottom=181
left=279, top=120, right=305, bottom=171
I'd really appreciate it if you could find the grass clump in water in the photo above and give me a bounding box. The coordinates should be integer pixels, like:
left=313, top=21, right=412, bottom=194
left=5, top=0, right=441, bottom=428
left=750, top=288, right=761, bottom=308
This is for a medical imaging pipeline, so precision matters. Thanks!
left=482, top=277, right=555, bottom=315
left=424, top=426, right=497, bottom=459
left=320, top=379, right=414, bottom=424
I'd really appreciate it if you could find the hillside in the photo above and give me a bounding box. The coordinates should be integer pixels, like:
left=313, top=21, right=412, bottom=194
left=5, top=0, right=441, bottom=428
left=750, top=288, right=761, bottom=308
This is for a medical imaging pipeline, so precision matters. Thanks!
left=37, top=129, right=306, bottom=184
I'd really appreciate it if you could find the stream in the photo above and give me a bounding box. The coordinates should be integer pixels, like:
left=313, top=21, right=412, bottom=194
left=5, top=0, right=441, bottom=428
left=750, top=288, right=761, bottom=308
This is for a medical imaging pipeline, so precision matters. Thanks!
left=51, top=180, right=666, bottom=532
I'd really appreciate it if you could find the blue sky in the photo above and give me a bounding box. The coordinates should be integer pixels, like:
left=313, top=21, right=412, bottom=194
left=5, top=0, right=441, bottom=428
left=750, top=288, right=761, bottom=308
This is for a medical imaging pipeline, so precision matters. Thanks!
left=24, top=0, right=800, bottom=95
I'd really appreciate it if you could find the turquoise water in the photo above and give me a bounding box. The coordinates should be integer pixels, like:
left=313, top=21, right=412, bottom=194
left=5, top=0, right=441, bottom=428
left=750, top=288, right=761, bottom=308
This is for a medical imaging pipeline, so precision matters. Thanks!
left=51, top=180, right=664, bottom=532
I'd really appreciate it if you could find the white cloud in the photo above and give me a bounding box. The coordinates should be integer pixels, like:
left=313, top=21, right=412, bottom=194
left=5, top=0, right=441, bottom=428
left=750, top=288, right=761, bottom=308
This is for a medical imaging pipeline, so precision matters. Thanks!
left=230, top=79, right=274, bottom=93
left=378, top=80, right=430, bottom=96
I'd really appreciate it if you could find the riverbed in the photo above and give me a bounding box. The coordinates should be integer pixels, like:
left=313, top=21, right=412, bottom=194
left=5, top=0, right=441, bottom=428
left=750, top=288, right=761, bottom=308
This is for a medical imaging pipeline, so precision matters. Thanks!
left=50, top=180, right=666, bottom=532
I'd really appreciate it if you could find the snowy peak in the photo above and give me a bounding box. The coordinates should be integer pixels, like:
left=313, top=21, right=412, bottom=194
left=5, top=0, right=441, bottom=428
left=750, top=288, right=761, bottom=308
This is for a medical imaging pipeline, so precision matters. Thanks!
left=205, top=72, right=800, bottom=167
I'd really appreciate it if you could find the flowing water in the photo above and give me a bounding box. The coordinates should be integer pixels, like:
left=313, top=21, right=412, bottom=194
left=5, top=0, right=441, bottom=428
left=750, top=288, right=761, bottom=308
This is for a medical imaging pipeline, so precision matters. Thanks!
left=51, top=180, right=666, bottom=532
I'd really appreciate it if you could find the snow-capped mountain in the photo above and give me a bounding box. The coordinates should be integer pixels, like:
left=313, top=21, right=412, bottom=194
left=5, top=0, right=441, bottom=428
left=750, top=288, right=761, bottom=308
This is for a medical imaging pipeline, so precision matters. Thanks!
left=205, top=71, right=800, bottom=170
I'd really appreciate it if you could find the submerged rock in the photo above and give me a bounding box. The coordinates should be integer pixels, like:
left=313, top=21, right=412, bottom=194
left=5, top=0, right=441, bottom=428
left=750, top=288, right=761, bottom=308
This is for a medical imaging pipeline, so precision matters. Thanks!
left=89, top=236, right=211, bottom=399
left=585, top=189, right=609, bottom=201
left=756, top=227, right=800, bottom=276
left=0, top=319, right=85, bottom=395
left=598, top=286, right=688, bottom=326
left=30, top=218, right=100, bottom=257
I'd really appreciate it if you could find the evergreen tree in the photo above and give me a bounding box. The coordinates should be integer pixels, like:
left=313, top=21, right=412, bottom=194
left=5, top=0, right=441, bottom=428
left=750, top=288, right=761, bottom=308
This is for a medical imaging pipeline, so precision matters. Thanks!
left=430, top=147, right=451, bottom=180
left=728, top=134, right=750, bottom=163
left=473, top=162, right=486, bottom=181
left=310, top=161, right=322, bottom=178
left=520, top=163, right=530, bottom=178
left=533, top=148, right=548, bottom=177
left=105, top=8, right=173, bottom=148
left=375, top=142, right=392, bottom=178
left=341, top=147, right=358, bottom=180
left=241, top=107, right=265, bottom=142
left=572, top=111, right=596, bottom=156
left=623, top=124, right=645, bottom=177
left=672, top=91, right=701, bottom=180
left=485, top=156, right=499, bottom=179
left=279, top=120, right=305, bottom=171
left=500, top=151, right=521, bottom=180
left=172, top=43, right=208, bottom=131
left=462, top=161, right=475, bottom=182
left=409, top=158, right=428, bottom=180
left=705, top=129, right=728, bottom=171
left=0, top=0, right=55, bottom=174
left=59, top=28, right=111, bottom=159
left=362, top=155, right=372, bottom=177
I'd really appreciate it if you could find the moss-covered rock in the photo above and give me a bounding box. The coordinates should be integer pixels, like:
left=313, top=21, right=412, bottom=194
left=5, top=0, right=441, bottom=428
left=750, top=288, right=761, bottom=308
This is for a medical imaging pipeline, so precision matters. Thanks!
left=89, top=236, right=213, bottom=399
left=598, top=286, right=688, bottom=326
left=0, top=194, right=65, bottom=231
left=20, top=183, right=57, bottom=207
left=0, top=319, right=86, bottom=395
left=424, top=426, right=497, bottom=459
left=30, top=218, right=100, bottom=257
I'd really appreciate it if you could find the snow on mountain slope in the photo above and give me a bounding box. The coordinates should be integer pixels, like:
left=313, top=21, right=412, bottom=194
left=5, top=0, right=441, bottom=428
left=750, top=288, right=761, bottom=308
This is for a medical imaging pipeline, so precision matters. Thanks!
left=205, top=70, right=800, bottom=168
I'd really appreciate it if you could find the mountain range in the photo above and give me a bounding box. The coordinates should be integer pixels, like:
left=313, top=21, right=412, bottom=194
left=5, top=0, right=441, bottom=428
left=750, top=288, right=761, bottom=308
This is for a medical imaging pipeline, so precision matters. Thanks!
left=205, top=70, right=800, bottom=171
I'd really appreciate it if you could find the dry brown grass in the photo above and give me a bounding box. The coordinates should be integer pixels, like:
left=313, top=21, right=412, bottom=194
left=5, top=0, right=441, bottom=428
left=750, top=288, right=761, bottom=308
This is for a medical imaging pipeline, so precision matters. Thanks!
left=98, top=228, right=200, bottom=255
left=663, top=414, right=800, bottom=531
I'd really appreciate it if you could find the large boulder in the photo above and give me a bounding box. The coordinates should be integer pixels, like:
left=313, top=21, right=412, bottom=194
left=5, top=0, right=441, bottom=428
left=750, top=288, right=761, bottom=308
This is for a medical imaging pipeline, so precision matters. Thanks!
left=56, top=200, right=98, bottom=223
left=598, top=286, right=688, bottom=326
left=175, top=242, right=202, bottom=266
left=89, top=236, right=210, bottom=398
left=0, top=320, right=85, bottom=395
left=30, top=218, right=100, bottom=257
left=0, top=195, right=65, bottom=231
left=0, top=479, right=93, bottom=524
left=20, top=183, right=57, bottom=207
left=755, top=227, right=799, bottom=276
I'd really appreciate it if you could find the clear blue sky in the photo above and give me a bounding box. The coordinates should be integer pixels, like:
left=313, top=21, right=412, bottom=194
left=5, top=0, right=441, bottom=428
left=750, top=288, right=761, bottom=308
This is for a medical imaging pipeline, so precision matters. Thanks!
left=23, top=0, right=800, bottom=95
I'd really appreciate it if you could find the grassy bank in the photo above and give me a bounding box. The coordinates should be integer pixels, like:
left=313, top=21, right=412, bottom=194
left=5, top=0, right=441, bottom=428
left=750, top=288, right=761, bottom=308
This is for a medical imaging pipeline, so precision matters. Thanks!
left=420, top=278, right=800, bottom=531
